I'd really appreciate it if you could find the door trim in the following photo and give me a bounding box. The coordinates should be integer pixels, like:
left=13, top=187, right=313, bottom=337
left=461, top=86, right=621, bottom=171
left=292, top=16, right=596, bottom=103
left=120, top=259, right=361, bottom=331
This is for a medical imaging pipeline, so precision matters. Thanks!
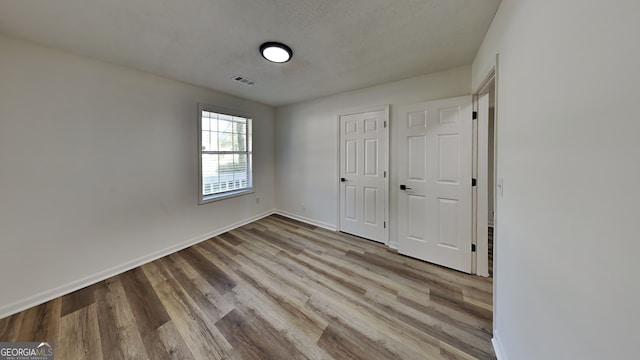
left=473, top=53, right=499, bottom=351
left=473, top=66, right=496, bottom=277
left=474, top=92, right=490, bottom=277
left=336, top=105, right=390, bottom=245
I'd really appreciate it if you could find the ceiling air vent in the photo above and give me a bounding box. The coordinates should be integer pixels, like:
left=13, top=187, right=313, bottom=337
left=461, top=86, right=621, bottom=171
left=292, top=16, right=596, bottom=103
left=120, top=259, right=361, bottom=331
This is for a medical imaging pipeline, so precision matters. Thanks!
left=232, top=75, right=255, bottom=86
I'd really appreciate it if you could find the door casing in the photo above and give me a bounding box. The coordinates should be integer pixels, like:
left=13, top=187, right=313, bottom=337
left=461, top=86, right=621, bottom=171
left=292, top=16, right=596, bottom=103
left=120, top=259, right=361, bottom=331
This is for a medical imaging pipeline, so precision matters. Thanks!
left=474, top=92, right=491, bottom=277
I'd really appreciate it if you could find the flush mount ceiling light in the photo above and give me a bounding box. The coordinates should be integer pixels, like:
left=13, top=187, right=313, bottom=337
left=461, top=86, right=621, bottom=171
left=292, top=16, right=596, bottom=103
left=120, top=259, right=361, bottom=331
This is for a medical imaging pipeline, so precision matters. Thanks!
left=260, top=42, right=292, bottom=63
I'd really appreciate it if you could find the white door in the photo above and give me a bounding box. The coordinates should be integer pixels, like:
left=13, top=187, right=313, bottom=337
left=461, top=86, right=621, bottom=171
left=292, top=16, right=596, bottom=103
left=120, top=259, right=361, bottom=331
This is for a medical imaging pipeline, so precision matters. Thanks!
left=397, top=96, right=473, bottom=273
left=339, top=108, right=388, bottom=243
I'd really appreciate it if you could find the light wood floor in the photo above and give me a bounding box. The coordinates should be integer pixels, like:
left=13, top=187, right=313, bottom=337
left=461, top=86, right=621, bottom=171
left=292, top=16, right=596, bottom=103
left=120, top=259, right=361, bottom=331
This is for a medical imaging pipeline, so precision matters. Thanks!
left=0, top=215, right=495, bottom=359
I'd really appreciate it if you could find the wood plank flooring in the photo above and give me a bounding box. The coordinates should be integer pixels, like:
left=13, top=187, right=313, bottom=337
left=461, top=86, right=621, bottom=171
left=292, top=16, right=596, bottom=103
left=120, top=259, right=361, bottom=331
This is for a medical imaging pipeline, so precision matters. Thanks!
left=0, top=214, right=495, bottom=359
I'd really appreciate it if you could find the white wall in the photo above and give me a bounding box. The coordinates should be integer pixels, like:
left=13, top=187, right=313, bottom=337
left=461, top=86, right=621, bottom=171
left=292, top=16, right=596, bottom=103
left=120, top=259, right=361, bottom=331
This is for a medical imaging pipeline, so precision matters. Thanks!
left=275, top=67, right=471, bottom=244
left=0, top=35, right=275, bottom=317
left=473, top=1, right=640, bottom=359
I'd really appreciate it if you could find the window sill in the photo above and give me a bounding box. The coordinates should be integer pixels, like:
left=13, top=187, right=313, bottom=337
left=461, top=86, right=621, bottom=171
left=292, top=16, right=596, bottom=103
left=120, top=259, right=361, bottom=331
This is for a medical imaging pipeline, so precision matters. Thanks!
left=199, top=188, right=254, bottom=205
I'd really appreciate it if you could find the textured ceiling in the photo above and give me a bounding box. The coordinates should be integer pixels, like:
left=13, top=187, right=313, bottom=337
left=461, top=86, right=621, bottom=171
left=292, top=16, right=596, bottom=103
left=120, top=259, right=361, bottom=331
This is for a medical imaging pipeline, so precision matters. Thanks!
left=0, top=0, right=501, bottom=106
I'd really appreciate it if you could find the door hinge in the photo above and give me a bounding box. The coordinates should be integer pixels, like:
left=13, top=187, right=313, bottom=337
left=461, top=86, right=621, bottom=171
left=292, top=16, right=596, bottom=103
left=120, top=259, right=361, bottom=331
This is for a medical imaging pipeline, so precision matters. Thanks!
left=384, top=121, right=387, bottom=128
left=472, top=178, right=477, bottom=186
left=471, top=244, right=476, bottom=252
left=384, top=171, right=387, bottom=178
left=384, top=221, right=386, bottom=229
left=472, top=111, right=478, bottom=120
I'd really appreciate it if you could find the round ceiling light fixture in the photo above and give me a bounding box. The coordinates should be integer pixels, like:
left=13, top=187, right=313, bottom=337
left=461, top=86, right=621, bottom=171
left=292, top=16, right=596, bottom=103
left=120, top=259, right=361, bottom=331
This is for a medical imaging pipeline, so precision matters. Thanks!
left=260, top=42, right=293, bottom=63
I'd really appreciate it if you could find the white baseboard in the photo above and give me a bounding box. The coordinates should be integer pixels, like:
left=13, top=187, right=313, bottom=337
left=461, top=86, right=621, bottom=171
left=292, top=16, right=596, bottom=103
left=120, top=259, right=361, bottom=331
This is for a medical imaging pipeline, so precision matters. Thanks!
left=492, top=331, right=508, bottom=360
left=273, top=210, right=337, bottom=231
left=0, top=210, right=275, bottom=319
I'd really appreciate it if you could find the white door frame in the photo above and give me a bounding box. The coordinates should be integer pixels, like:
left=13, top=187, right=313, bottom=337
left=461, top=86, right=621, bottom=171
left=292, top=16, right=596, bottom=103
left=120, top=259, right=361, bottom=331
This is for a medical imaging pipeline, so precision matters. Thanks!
left=473, top=92, right=490, bottom=277
left=336, top=105, right=390, bottom=245
left=473, top=67, right=496, bottom=278
left=473, top=54, right=499, bottom=343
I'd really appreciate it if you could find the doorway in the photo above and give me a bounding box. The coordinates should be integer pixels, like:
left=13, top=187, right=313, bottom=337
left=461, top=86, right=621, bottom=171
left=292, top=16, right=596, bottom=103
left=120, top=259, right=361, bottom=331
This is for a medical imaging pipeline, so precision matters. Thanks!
left=475, top=74, right=496, bottom=278
left=394, top=91, right=495, bottom=277
left=488, top=84, right=495, bottom=277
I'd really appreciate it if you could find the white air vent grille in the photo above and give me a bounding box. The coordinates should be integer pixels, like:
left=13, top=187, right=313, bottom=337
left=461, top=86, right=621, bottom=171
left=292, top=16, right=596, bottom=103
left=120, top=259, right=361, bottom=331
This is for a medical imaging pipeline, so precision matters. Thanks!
left=232, top=75, right=255, bottom=86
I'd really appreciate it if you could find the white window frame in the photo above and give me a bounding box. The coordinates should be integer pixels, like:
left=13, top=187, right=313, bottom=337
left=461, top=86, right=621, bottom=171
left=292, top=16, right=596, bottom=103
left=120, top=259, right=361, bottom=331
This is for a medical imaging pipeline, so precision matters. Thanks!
left=198, top=104, right=253, bottom=204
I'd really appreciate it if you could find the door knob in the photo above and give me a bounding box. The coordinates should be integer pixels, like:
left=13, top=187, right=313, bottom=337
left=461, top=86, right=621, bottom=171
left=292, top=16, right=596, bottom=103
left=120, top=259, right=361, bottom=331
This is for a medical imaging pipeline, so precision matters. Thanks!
left=341, top=178, right=348, bottom=182
left=400, top=184, right=412, bottom=190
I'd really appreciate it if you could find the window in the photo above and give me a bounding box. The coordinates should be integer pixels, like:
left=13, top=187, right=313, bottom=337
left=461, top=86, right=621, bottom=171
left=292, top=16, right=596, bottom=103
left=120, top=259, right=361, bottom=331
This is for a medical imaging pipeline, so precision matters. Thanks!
left=199, top=105, right=252, bottom=204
